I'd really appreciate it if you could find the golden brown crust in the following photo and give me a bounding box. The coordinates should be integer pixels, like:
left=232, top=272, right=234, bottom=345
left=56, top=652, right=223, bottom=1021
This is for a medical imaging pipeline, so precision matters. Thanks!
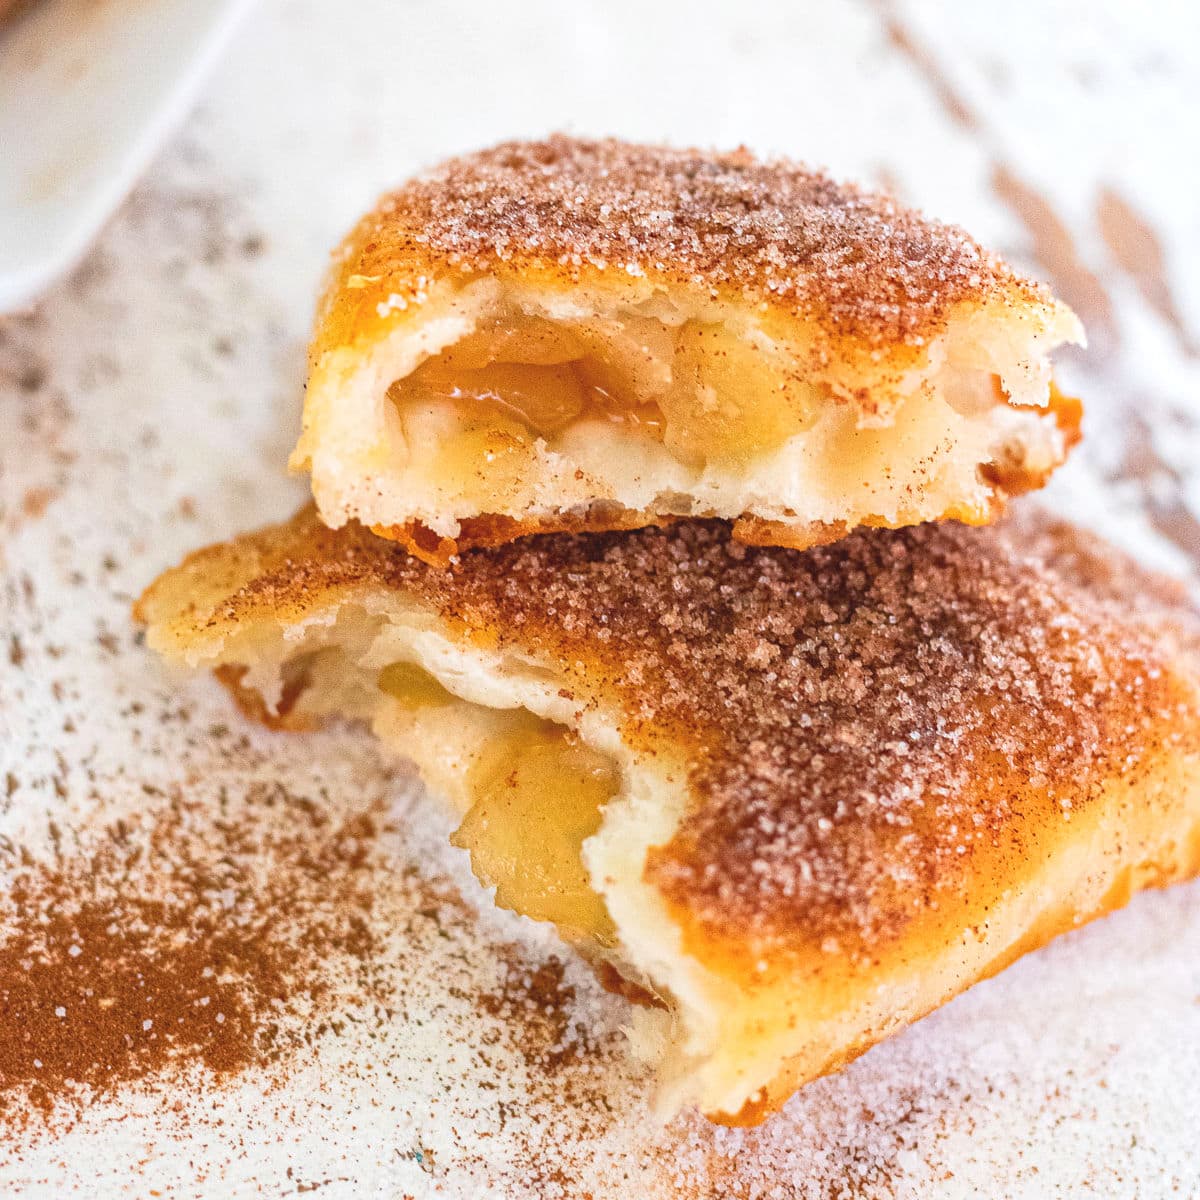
left=982, top=380, right=1084, bottom=494
left=372, top=509, right=872, bottom=567
left=138, top=506, right=1200, bottom=966
left=371, top=500, right=1008, bottom=568
left=138, top=507, right=1200, bottom=1120
left=371, top=507, right=685, bottom=568
left=713, top=782, right=1200, bottom=1125
left=212, top=664, right=316, bottom=731
left=313, top=136, right=1064, bottom=389
left=640, top=522, right=1198, bottom=970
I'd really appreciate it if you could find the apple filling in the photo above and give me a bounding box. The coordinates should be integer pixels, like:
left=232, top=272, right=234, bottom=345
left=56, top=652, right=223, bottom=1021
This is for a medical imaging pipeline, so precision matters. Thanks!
left=377, top=660, right=457, bottom=710
left=386, top=309, right=823, bottom=477
left=378, top=659, right=618, bottom=946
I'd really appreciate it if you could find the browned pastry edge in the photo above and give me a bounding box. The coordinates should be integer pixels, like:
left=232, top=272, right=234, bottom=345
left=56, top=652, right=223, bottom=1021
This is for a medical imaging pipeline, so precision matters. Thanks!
left=371, top=508, right=685, bottom=568
left=372, top=506, right=1002, bottom=568
left=362, top=383, right=1080, bottom=565
left=983, top=382, right=1084, bottom=493
left=312, top=135, right=1073, bottom=406
left=213, top=664, right=317, bottom=732
left=711, top=815, right=1200, bottom=1126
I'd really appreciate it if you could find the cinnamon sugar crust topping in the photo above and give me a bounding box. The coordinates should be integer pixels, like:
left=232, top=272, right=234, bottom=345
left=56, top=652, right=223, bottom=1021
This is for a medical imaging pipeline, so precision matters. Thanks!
left=144, top=507, right=1200, bottom=966
left=327, top=134, right=1051, bottom=350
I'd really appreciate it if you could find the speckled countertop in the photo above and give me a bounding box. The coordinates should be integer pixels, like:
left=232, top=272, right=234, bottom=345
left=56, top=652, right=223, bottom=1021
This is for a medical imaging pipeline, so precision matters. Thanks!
left=2, top=1, right=1200, bottom=1196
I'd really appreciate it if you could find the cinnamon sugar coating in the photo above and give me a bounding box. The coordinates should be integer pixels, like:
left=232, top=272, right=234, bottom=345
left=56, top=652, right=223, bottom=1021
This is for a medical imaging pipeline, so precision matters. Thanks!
left=319, top=135, right=1054, bottom=356
left=642, top=519, right=1200, bottom=971
left=139, top=507, right=1200, bottom=971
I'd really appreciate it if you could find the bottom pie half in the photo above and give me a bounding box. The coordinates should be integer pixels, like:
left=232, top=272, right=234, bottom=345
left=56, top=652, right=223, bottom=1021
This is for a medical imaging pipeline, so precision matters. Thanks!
left=136, top=507, right=1200, bottom=1123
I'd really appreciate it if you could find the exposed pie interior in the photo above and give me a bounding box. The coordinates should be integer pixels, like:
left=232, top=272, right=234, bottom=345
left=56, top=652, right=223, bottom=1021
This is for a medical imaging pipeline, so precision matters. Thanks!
left=294, top=136, right=1084, bottom=563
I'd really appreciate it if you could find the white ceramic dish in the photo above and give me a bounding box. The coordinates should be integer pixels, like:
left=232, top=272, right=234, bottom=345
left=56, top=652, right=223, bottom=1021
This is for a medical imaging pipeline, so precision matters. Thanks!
left=0, top=0, right=254, bottom=312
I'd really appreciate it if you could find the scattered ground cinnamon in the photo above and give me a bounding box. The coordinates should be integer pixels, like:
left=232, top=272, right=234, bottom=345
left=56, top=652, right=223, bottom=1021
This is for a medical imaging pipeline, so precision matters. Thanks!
left=0, top=785, right=385, bottom=1134
left=477, top=956, right=584, bottom=1075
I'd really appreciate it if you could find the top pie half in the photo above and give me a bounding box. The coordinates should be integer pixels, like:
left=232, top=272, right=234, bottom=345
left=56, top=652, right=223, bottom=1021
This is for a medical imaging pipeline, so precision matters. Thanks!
left=293, top=136, right=1083, bottom=564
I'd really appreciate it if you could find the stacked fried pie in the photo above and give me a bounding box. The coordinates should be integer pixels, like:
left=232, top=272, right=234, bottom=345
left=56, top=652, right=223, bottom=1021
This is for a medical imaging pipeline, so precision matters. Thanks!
left=139, top=137, right=1200, bottom=1123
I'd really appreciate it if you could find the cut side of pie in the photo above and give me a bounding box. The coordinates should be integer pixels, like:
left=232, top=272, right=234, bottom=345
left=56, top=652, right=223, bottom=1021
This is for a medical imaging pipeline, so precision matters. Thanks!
left=293, top=136, right=1083, bottom=564
left=135, top=507, right=1200, bottom=1123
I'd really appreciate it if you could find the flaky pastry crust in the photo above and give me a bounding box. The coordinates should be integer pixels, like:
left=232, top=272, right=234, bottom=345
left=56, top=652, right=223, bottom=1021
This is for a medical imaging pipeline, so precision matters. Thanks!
left=137, top=507, right=1200, bottom=1121
left=294, top=137, right=1084, bottom=554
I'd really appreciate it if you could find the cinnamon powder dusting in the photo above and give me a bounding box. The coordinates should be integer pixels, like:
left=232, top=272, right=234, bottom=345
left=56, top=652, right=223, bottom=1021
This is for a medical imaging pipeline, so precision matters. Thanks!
left=478, top=955, right=590, bottom=1075
left=0, top=787, right=384, bottom=1134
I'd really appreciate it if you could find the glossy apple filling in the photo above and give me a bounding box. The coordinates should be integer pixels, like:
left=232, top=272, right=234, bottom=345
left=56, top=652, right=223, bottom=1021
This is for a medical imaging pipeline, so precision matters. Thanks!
left=386, top=311, right=822, bottom=473
left=379, top=661, right=617, bottom=944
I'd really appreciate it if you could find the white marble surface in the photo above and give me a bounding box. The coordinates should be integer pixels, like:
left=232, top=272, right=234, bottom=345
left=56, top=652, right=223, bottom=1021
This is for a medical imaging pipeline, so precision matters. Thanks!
left=2, top=1, right=1200, bottom=1196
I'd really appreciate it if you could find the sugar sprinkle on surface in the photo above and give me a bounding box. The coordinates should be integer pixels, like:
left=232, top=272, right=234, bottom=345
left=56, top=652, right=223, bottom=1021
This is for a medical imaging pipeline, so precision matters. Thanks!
left=337, top=134, right=1050, bottom=349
